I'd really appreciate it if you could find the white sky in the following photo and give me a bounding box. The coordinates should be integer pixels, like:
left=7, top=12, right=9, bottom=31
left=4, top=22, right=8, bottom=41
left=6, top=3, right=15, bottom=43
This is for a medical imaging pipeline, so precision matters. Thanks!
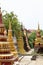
left=0, top=0, right=43, bottom=30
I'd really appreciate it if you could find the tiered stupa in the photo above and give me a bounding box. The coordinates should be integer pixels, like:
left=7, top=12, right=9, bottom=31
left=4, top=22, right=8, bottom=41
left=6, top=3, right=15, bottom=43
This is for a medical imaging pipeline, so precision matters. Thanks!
left=23, top=29, right=30, bottom=52
left=34, top=23, right=43, bottom=52
left=17, top=24, right=30, bottom=54
left=8, top=21, right=18, bottom=58
left=17, top=30, right=26, bottom=54
left=34, top=23, right=41, bottom=47
left=0, top=7, right=15, bottom=65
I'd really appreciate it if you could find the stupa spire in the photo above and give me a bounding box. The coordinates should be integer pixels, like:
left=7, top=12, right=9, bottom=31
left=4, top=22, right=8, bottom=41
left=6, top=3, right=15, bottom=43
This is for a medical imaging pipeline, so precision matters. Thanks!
left=0, top=7, right=5, bottom=35
left=0, top=7, right=2, bottom=24
left=38, top=22, right=40, bottom=30
left=0, top=7, right=1, bottom=13
left=8, top=21, right=18, bottom=58
left=9, top=21, right=11, bottom=30
left=0, top=8, right=15, bottom=65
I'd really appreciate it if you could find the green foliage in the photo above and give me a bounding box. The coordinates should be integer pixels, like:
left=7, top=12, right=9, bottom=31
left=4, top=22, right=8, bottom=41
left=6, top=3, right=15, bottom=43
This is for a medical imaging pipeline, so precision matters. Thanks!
left=2, top=11, right=21, bottom=38
left=28, top=31, right=36, bottom=48
left=28, top=30, right=43, bottom=48
left=40, top=30, right=43, bottom=36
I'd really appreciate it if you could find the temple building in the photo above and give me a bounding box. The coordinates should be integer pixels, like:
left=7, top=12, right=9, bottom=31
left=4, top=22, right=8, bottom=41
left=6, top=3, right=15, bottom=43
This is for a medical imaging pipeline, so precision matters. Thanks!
left=34, top=23, right=43, bottom=53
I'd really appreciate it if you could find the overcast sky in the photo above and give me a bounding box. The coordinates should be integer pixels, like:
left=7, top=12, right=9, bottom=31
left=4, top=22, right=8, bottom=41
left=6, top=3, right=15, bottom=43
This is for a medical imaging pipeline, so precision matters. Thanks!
left=0, top=0, right=43, bottom=30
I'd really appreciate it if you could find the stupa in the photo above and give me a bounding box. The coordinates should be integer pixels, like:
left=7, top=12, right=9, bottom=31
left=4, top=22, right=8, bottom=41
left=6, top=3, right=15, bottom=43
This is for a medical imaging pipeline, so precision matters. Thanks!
left=7, top=21, right=18, bottom=59
left=17, top=24, right=30, bottom=54
left=0, top=7, right=15, bottom=65
left=17, top=29, right=26, bottom=54
left=34, top=23, right=43, bottom=52
left=23, top=28, right=30, bottom=52
left=34, top=23, right=41, bottom=47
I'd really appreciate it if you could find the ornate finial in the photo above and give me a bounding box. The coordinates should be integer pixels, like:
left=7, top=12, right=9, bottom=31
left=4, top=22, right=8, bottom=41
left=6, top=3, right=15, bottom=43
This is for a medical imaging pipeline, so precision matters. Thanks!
left=0, top=7, right=1, bottom=9
left=0, top=3, right=1, bottom=9
left=21, top=22, right=24, bottom=30
left=9, top=21, right=11, bottom=30
left=0, top=7, right=1, bottom=14
left=38, top=22, right=40, bottom=30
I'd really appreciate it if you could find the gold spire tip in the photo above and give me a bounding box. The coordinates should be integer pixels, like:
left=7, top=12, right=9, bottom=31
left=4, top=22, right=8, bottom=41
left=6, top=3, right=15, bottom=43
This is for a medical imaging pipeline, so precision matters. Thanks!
left=0, top=7, right=1, bottom=14
left=9, top=21, right=11, bottom=30
left=38, top=22, right=40, bottom=30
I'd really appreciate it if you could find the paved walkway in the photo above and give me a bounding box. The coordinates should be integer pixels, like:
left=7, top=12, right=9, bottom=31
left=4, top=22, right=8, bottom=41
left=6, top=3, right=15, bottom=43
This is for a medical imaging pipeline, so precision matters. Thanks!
left=29, top=55, right=43, bottom=65
left=14, top=49, right=43, bottom=65
left=19, top=56, right=32, bottom=65
left=14, top=55, right=43, bottom=65
left=26, top=49, right=34, bottom=55
left=14, top=56, right=32, bottom=65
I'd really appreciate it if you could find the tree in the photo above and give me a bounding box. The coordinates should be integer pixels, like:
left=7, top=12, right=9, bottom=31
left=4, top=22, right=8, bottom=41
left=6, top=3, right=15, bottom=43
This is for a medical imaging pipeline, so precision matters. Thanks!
left=40, top=30, right=43, bottom=36
left=28, top=32, right=36, bottom=48
left=2, top=11, right=21, bottom=38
